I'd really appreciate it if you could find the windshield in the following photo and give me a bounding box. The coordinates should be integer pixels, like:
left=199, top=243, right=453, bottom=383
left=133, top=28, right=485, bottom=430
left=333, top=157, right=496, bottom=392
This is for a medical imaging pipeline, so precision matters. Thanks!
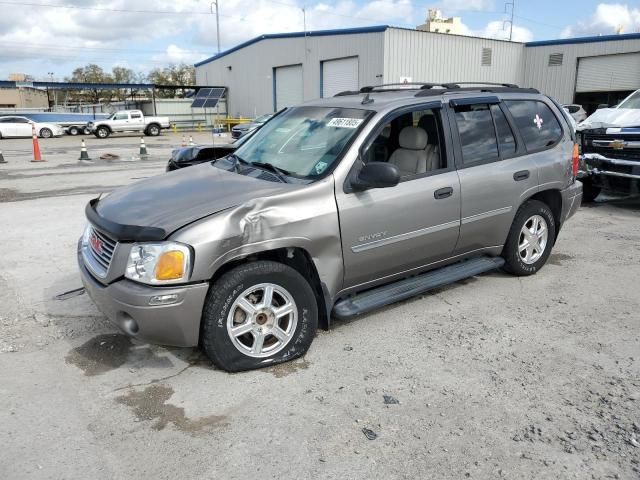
left=617, top=90, right=640, bottom=109
left=234, top=106, right=371, bottom=178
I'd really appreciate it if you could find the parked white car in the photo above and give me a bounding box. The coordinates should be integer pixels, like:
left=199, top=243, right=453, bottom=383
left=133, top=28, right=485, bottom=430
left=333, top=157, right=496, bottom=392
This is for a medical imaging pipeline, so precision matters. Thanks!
left=562, top=104, right=588, bottom=123
left=0, top=116, right=64, bottom=139
left=88, top=110, right=170, bottom=138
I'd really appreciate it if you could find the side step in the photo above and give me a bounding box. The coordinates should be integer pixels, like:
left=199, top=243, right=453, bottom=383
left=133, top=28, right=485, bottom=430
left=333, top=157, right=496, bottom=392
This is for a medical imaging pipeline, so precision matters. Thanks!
left=332, top=256, right=505, bottom=320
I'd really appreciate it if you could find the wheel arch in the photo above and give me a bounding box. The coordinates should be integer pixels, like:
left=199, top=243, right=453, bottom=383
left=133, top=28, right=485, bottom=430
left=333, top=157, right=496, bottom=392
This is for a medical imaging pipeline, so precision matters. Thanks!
left=205, top=246, right=331, bottom=332
left=526, top=188, right=562, bottom=242
left=96, top=124, right=112, bottom=133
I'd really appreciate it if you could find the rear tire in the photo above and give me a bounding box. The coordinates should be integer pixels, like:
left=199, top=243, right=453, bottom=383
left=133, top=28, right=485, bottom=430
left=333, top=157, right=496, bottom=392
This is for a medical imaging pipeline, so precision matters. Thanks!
left=68, top=126, right=79, bottom=136
left=502, top=200, right=556, bottom=276
left=581, top=180, right=601, bottom=203
left=201, top=261, right=318, bottom=372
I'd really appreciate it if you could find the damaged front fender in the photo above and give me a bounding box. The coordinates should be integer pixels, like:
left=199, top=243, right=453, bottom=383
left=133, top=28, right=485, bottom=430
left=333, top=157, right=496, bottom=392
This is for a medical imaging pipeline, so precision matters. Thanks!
left=170, top=176, right=344, bottom=307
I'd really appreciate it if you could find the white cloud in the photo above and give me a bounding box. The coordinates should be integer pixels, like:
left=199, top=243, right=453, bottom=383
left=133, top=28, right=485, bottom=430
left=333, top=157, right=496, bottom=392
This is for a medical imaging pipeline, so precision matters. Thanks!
left=561, top=3, right=640, bottom=38
left=461, top=20, right=533, bottom=42
left=152, top=45, right=206, bottom=65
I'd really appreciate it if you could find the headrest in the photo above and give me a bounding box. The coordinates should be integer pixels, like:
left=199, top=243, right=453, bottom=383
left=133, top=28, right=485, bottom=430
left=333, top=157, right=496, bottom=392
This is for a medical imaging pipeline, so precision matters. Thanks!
left=398, top=126, right=428, bottom=150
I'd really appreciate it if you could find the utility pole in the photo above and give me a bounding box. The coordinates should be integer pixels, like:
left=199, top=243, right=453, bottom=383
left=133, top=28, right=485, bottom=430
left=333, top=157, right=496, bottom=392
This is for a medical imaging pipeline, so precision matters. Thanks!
left=504, top=1, right=515, bottom=41
left=210, top=1, right=221, bottom=54
left=47, top=72, right=56, bottom=110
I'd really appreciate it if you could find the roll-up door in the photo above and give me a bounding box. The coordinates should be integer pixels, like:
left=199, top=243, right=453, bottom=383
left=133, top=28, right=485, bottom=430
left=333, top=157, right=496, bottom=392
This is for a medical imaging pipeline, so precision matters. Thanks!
left=576, top=53, right=640, bottom=93
left=274, top=64, right=303, bottom=110
left=321, top=57, right=359, bottom=98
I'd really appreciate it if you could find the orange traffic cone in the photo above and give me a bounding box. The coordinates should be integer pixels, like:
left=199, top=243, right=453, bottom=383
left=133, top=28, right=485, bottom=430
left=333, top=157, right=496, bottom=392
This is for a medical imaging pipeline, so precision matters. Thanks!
left=31, top=123, right=44, bottom=163
left=181, top=135, right=187, bottom=147
left=0, top=150, right=6, bottom=164
left=189, top=136, right=195, bottom=146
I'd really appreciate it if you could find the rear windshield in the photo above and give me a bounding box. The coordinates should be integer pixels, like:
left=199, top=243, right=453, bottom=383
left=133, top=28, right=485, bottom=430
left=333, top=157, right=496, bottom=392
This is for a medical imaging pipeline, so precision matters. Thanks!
left=234, top=106, right=372, bottom=178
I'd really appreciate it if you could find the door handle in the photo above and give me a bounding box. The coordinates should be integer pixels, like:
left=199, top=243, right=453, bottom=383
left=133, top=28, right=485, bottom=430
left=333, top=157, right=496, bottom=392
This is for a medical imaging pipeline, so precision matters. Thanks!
left=434, top=187, right=453, bottom=199
left=513, top=170, right=530, bottom=181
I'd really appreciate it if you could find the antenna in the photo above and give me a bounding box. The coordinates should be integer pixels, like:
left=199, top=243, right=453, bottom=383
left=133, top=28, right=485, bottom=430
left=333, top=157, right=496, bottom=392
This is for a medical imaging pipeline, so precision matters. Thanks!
left=503, top=1, right=515, bottom=41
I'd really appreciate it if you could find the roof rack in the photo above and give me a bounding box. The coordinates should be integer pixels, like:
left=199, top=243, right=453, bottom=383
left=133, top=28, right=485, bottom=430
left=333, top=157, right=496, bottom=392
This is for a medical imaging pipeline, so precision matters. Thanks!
left=334, top=82, right=539, bottom=98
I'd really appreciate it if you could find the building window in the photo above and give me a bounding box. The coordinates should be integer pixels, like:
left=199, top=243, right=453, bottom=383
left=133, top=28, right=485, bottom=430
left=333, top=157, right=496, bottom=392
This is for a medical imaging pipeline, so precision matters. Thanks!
left=481, top=48, right=492, bottom=66
left=548, top=53, right=564, bottom=66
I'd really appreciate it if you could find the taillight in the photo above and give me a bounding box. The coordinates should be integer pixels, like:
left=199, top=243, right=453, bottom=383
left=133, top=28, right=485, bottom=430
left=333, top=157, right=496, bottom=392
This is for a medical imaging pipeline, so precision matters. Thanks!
left=572, top=143, right=579, bottom=179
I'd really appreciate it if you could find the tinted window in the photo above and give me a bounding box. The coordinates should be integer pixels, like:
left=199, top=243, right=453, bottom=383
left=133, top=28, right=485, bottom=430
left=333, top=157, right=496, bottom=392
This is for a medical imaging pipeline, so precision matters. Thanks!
left=491, top=104, right=516, bottom=157
left=454, top=104, right=499, bottom=165
left=505, top=100, right=563, bottom=151
left=131, top=112, right=142, bottom=119
left=567, top=105, right=579, bottom=114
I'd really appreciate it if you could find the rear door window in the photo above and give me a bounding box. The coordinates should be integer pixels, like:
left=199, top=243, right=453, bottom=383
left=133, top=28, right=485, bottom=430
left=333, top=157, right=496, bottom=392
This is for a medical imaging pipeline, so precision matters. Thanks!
left=454, top=104, right=499, bottom=165
left=505, top=100, right=563, bottom=151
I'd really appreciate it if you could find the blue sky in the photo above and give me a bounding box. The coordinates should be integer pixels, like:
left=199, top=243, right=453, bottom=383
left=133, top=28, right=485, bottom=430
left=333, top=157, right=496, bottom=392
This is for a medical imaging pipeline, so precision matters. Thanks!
left=0, top=0, right=638, bottom=80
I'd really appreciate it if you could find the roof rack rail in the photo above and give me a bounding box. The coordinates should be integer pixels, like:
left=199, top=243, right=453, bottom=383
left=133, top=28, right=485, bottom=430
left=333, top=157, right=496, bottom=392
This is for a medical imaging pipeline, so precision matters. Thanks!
left=415, top=85, right=540, bottom=98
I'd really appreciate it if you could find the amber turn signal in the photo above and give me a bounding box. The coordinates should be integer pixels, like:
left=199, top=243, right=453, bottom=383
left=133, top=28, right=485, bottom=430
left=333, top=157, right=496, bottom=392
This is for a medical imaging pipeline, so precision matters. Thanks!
left=155, top=250, right=185, bottom=280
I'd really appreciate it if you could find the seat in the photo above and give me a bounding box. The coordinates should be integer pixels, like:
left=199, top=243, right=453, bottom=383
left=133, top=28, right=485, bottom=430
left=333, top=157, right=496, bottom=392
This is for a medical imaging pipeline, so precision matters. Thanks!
left=388, top=126, right=428, bottom=177
left=418, top=115, right=442, bottom=171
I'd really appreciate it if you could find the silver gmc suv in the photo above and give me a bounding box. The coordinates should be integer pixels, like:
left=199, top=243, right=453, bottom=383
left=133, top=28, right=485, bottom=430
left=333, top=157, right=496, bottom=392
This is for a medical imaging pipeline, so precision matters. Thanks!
left=78, top=82, right=583, bottom=372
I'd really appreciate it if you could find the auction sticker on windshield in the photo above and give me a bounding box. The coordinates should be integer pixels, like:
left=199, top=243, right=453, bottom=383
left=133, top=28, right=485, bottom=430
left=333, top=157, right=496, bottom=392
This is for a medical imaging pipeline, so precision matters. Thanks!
left=327, top=118, right=364, bottom=129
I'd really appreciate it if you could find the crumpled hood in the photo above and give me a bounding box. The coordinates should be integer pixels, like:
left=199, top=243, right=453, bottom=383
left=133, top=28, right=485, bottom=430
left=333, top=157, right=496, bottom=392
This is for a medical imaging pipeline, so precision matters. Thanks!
left=93, top=162, right=297, bottom=238
left=578, top=108, right=640, bottom=130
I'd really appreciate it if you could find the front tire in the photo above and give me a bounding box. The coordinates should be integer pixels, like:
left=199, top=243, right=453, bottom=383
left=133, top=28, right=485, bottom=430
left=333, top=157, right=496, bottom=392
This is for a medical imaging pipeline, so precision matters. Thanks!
left=581, top=180, right=601, bottom=203
left=502, top=200, right=556, bottom=276
left=95, top=126, right=110, bottom=139
left=201, top=261, right=318, bottom=372
left=39, top=128, right=53, bottom=139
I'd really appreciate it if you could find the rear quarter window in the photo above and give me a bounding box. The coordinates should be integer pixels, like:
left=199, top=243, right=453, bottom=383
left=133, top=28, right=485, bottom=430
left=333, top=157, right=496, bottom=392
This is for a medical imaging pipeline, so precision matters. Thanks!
left=505, top=100, right=563, bottom=152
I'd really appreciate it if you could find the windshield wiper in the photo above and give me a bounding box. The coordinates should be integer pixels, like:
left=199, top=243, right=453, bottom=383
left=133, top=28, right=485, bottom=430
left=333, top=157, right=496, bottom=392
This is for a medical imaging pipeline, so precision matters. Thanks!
left=250, top=162, right=291, bottom=183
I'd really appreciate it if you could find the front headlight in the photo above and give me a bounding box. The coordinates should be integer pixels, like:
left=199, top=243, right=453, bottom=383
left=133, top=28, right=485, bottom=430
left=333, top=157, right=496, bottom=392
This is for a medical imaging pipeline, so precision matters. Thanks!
left=125, top=242, right=192, bottom=285
left=81, top=223, right=91, bottom=247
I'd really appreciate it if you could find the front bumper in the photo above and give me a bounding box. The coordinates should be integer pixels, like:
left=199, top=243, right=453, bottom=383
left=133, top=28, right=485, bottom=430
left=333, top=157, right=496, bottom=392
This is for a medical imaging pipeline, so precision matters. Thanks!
left=579, top=154, right=640, bottom=193
left=78, top=247, right=209, bottom=347
left=560, top=181, right=582, bottom=224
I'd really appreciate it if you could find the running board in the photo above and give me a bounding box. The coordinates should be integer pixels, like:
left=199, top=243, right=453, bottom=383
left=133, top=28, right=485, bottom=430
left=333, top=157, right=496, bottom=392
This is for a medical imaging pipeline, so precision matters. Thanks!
left=332, top=256, right=505, bottom=320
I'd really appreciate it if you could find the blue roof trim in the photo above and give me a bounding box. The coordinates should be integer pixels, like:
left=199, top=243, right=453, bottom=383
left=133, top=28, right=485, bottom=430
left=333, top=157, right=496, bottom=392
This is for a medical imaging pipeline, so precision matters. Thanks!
left=526, top=32, right=640, bottom=47
left=195, top=25, right=389, bottom=67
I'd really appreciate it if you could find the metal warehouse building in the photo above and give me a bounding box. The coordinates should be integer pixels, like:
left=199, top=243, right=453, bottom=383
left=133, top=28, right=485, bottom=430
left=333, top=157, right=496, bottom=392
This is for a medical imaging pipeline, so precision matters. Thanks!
left=195, top=25, right=640, bottom=117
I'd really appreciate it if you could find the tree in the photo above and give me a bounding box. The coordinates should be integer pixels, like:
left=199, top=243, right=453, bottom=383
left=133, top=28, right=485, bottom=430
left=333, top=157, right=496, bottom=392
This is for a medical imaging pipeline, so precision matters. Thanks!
left=147, top=63, right=195, bottom=98
left=111, top=67, right=146, bottom=101
left=66, top=64, right=114, bottom=104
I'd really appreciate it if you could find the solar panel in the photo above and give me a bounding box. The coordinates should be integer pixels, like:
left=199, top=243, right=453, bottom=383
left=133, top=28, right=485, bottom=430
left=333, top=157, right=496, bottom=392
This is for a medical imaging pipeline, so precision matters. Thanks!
left=196, top=88, right=212, bottom=98
left=208, top=87, right=225, bottom=99
left=202, top=98, right=219, bottom=108
left=191, top=87, right=226, bottom=108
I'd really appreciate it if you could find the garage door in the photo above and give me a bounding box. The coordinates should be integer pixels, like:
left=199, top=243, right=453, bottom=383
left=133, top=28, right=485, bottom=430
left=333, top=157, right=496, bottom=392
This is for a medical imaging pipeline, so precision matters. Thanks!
left=322, top=57, right=359, bottom=98
left=274, top=64, right=303, bottom=110
left=576, top=52, right=640, bottom=93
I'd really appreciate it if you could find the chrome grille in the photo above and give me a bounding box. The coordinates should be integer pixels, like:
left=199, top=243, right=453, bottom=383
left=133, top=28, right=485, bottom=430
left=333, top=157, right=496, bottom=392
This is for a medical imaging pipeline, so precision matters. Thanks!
left=84, top=226, right=117, bottom=277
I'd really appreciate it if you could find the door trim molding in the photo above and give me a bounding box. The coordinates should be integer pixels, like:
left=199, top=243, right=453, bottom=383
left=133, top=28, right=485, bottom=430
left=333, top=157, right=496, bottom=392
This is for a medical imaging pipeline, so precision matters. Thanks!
left=351, top=219, right=460, bottom=253
left=461, top=206, right=512, bottom=225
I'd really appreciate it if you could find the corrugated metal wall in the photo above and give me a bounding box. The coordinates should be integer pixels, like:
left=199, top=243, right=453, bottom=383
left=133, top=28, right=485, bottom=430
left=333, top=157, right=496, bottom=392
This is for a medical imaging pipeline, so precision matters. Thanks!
left=523, top=38, right=640, bottom=103
left=195, top=32, right=384, bottom=117
left=383, top=28, right=525, bottom=87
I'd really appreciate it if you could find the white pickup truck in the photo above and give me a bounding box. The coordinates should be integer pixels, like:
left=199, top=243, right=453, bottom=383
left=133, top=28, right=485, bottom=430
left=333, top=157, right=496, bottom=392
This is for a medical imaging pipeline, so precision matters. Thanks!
left=88, top=110, right=170, bottom=138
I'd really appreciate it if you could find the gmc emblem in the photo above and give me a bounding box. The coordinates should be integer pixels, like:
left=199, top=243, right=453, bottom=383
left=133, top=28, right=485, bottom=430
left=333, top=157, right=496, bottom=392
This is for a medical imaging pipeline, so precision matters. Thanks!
left=89, top=232, right=104, bottom=255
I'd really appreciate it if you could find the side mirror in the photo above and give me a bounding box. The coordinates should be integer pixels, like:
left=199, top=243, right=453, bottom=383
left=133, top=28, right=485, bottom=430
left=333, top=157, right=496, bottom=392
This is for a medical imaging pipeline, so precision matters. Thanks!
left=351, top=162, right=400, bottom=191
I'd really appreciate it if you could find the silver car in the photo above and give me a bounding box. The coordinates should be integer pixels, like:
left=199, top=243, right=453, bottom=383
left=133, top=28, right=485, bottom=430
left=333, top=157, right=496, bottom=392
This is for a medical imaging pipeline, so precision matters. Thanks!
left=78, top=83, right=582, bottom=372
